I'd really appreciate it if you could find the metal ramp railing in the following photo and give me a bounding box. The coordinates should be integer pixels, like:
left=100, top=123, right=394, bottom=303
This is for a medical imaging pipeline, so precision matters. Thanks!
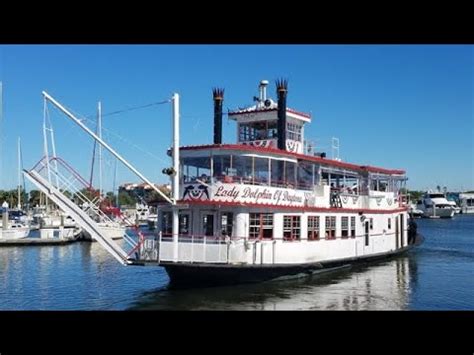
left=24, top=168, right=133, bottom=265
left=32, top=155, right=139, bottom=250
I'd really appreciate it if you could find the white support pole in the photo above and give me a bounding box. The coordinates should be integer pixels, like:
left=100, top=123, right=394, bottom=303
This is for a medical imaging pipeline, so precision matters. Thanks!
left=98, top=101, right=103, bottom=198
left=17, top=137, right=21, bottom=209
left=42, top=91, right=174, bottom=205
left=43, top=98, right=52, bottom=185
left=172, top=93, right=180, bottom=262
left=49, top=125, right=60, bottom=189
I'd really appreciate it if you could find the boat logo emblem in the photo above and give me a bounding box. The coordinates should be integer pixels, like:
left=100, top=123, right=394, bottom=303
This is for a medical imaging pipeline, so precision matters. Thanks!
left=182, top=184, right=210, bottom=201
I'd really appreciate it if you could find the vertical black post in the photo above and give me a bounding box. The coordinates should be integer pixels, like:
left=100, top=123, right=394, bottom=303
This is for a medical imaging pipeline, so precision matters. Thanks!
left=276, top=79, right=288, bottom=150
left=213, top=88, right=224, bottom=144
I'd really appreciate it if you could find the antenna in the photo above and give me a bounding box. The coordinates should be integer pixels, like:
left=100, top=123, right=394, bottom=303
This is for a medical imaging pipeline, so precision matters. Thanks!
left=331, top=137, right=340, bottom=161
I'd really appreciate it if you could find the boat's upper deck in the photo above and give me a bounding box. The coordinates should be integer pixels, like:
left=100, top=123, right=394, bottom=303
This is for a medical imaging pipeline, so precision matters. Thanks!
left=174, top=80, right=407, bottom=211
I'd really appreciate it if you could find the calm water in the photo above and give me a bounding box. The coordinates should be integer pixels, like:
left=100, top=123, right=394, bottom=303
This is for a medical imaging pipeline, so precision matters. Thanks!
left=0, top=216, right=472, bottom=310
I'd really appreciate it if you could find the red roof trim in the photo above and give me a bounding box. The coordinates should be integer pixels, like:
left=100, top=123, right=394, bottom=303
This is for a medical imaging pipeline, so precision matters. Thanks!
left=228, top=107, right=311, bottom=119
left=174, top=200, right=408, bottom=214
left=180, top=144, right=405, bottom=175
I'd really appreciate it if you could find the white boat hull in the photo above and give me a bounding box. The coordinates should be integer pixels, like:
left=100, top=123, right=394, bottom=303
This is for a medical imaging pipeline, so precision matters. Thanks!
left=0, top=227, right=30, bottom=239
left=422, top=207, right=455, bottom=218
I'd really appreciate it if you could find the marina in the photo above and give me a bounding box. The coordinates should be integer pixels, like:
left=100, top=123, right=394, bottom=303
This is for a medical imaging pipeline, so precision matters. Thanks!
left=0, top=45, right=472, bottom=312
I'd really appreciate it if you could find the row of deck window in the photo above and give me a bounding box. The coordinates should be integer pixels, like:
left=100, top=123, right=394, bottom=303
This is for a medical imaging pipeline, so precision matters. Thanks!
left=161, top=212, right=376, bottom=241
left=182, top=155, right=366, bottom=191
left=238, top=121, right=302, bottom=142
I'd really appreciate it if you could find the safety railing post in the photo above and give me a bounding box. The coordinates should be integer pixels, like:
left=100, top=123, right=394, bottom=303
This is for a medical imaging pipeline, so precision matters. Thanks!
left=158, top=231, right=162, bottom=263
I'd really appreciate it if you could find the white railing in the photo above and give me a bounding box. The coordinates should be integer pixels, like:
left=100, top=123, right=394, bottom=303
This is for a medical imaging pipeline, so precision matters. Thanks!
left=139, top=234, right=249, bottom=264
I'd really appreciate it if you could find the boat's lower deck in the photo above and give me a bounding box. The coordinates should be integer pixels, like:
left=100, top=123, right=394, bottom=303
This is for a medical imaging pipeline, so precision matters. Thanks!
left=160, top=234, right=423, bottom=287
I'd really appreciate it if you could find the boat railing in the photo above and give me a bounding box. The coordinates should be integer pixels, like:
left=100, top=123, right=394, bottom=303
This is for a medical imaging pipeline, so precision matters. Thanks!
left=30, top=156, right=139, bottom=252
left=138, top=232, right=250, bottom=264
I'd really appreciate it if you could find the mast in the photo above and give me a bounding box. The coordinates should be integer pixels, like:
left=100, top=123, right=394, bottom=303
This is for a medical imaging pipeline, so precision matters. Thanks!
left=98, top=101, right=103, bottom=198
left=17, top=137, right=21, bottom=209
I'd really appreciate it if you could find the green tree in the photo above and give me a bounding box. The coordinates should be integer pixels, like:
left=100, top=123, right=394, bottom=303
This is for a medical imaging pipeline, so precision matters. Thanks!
left=28, top=190, right=42, bottom=206
left=118, top=191, right=135, bottom=206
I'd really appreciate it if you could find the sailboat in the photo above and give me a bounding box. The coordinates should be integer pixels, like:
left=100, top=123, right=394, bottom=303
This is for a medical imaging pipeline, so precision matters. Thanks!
left=0, top=85, right=30, bottom=239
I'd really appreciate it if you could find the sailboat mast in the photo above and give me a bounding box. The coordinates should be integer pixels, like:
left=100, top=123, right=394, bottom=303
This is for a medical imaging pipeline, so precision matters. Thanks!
left=17, top=137, right=21, bottom=209
left=98, top=101, right=103, bottom=198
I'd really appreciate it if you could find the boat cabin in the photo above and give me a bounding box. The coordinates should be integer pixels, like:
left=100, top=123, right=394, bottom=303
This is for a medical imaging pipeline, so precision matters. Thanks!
left=155, top=80, right=409, bottom=265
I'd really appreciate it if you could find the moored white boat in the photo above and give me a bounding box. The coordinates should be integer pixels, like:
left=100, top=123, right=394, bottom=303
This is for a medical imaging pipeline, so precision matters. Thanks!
left=459, top=193, right=474, bottom=214
left=417, top=192, right=455, bottom=218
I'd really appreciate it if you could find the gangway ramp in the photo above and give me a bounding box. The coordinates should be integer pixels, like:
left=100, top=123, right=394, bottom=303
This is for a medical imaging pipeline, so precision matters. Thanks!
left=24, top=169, right=133, bottom=265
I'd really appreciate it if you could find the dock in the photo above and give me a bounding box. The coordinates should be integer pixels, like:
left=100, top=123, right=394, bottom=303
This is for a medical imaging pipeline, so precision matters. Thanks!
left=0, top=237, right=78, bottom=246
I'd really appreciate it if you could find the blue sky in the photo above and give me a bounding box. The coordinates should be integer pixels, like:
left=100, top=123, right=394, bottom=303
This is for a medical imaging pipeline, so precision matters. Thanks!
left=0, top=45, right=472, bottom=192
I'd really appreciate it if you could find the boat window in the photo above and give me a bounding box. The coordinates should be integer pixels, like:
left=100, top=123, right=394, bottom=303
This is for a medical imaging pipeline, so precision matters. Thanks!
left=298, top=162, right=313, bottom=190
left=388, top=218, right=391, bottom=230
left=341, top=217, right=349, bottom=238
left=286, top=122, right=302, bottom=141
left=234, top=155, right=254, bottom=184
left=161, top=211, right=172, bottom=236
left=370, top=218, right=373, bottom=230
left=213, top=155, right=234, bottom=183
left=325, top=216, right=336, bottom=239
left=428, top=194, right=445, bottom=199
left=182, top=156, right=211, bottom=184
left=283, top=216, right=300, bottom=241
left=254, top=157, right=269, bottom=185
left=350, top=216, right=356, bottom=237
left=271, top=160, right=285, bottom=187
left=220, top=212, right=233, bottom=237
left=285, top=161, right=297, bottom=188
left=268, top=160, right=297, bottom=188
left=307, top=216, right=320, bottom=241
left=179, top=214, right=190, bottom=235
left=249, top=213, right=273, bottom=240
left=239, top=121, right=277, bottom=142
left=202, top=214, right=214, bottom=237
left=268, top=121, right=278, bottom=138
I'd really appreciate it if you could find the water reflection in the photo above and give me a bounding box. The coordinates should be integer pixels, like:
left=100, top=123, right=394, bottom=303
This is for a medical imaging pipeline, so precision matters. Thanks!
left=129, top=255, right=417, bottom=310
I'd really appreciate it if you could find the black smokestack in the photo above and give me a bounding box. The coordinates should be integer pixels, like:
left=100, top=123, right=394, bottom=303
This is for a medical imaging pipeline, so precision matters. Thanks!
left=276, top=79, right=288, bottom=150
left=213, top=88, right=224, bottom=144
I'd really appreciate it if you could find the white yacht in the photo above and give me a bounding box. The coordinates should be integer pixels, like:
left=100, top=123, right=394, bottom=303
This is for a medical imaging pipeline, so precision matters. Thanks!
left=446, top=200, right=461, bottom=214
left=408, top=203, right=424, bottom=218
left=459, top=193, right=474, bottom=214
left=417, top=192, right=455, bottom=218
